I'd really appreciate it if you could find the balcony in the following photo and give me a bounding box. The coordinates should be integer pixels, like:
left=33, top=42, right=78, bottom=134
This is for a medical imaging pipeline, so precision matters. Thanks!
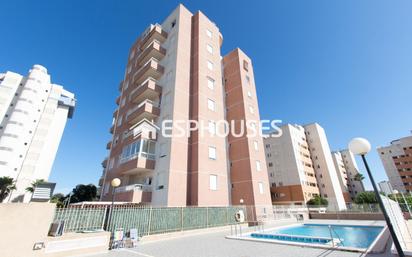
left=118, top=155, right=155, bottom=175
left=130, top=78, right=162, bottom=104
left=118, top=139, right=156, bottom=175
left=114, top=184, right=152, bottom=203
left=137, top=40, right=166, bottom=66
left=133, top=58, right=164, bottom=85
left=113, top=108, right=118, bottom=118
left=115, top=95, right=120, bottom=105
left=127, top=100, right=160, bottom=125
left=106, top=140, right=112, bottom=150
left=140, top=24, right=168, bottom=50
left=109, top=124, right=114, bottom=134
left=102, top=158, right=108, bottom=168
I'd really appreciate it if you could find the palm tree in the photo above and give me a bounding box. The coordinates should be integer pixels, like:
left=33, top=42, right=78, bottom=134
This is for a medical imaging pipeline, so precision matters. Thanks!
left=354, top=173, right=365, bottom=182
left=25, top=179, right=45, bottom=193
left=0, top=176, right=16, bottom=202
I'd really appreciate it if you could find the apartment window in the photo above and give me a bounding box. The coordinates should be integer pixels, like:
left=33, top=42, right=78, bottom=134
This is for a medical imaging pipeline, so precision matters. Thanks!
left=250, top=122, right=257, bottom=131
left=249, top=105, right=254, bottom=114
left=243, top=60, right=249, bottom=71
left=247, top=91, right=252, bottom=98
left=207, top=99, right=216, bottom=111
left=157, top=172, right=165, bottom=190
left=258, top=182, right=264, bottom=194
left=253, top=140, right=258, bottom=151
left=117, top=115, right=123, bottom=126
left=207, top=44, right=213, bottom=54
left=206, top=29, right=213, bottom=38
left=256, top=160, right=261, bottom=171
left=207, top=60, right=214, bottom=71
left=159, top=143, right=167, bottom=158
left=209, top=121, right=216, bottom=135
left=268, top=162, right=273, bottom=167
left=207, top=77, right=215, bottom=90
left=209, top=175, right=217, bottom=190
left=245, top=75, right=250, bottom=85
left=209, top=146, right=217, bottom=160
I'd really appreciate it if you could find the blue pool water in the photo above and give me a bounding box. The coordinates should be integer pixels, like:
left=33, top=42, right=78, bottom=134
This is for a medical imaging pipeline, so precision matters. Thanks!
left=251, top=224, right=383, bottom=249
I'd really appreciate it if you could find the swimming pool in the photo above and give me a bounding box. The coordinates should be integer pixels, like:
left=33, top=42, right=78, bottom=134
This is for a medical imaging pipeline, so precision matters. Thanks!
left=250, top=224, right=384, bottom=249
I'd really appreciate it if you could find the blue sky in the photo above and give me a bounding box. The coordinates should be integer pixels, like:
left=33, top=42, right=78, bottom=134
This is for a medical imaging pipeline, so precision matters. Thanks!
left=1, top=0, right=411, bottom=194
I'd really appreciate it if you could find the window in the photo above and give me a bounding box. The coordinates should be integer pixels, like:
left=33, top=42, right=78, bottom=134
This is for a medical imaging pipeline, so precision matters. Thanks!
left=171, top=20, right=176, bottom=28
left=207, top=60, right=214, bottom=70
left=247, top=91, right=252, bottom=98
left=249, top=105, right=254, bottom=114
left=209, top=146, right=217, bottom=160
left=256, top=160, right=261, bottom=171
left=207, top=99, right=216, bottom=111
left=159, top=143, right=167, bottom=158
left=253, top=140, right=258, bottom=151
left=117, top=115, right=123, bottom=126
left=207, top=77, right=215, bottom=90
left=258, top=182, right=264, bottom=194
left=206, top=29, right=213, bottom=38
left=157, top=172, right=165, bottom=190
left=245, top=75, right=250, bottom=85
left=209, top=121, right=216, bottom=135
left=207, top=44, right=213, bottom=54
left=243, top=60, right=249, bottom=71
left=209, top=175, right=217, bottom=190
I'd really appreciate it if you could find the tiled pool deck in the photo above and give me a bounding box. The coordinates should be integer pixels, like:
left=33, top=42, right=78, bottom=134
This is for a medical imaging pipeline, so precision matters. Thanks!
left=90, top=220, right=392, bottom=257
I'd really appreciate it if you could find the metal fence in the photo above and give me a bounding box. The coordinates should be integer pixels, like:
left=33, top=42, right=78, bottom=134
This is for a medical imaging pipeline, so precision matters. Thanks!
left=53, top=205, right=247, bottom=237
left=53, top=203, right=390, bottom=237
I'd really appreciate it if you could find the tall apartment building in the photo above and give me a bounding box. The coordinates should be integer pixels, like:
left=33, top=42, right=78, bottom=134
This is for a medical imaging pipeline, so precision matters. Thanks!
left=377, top=134, right=412, bottom=193
left=378, top=181, right=394, bottom=195
left=0, top=65, right=75, bottom=202
left=331, top=150, right=365, bottom=201
left=100, top=5, right=272, bottom=213
left=264, top=123, right=347, bottom=210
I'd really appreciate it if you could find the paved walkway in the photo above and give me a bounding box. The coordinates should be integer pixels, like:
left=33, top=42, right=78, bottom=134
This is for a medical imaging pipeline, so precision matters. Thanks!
left=89, top=224, right=392, bottom=257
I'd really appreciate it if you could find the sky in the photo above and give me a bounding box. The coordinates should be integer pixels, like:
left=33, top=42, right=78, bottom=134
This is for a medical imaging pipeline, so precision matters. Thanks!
left=1, top=0, right=411, bottom=194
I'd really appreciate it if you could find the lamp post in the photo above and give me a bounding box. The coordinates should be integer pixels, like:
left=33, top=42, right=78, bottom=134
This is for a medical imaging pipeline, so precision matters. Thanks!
left=107, top=178, right=121, bottom=231
left=349, top=138, right=405, bottom=257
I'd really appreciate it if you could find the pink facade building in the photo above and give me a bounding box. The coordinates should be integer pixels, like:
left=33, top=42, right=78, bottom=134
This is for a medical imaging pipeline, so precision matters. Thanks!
left=99, top=5, right=272, bottom=213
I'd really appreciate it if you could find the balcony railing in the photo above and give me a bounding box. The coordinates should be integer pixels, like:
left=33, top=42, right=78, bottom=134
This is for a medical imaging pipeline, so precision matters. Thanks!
left=133, top=58, right=164, bottom=85
left=127, top=99, right=160, bottom=125
left=137, top=40, right=166, bottom=66
left=116, top=184, right=151, bottom=193
left=140, top=24, right=168, bottom=50
left=130, top=77, right=162, bottom=103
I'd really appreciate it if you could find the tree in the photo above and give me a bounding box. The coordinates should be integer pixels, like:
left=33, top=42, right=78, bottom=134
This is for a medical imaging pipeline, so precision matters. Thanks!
left=354, top=173, right=365, bottom=182
left=50, top=193, right=66, bottom=208
left=69, top=184, right=97, bottom=203
left=354, top=191, right=378, bottom=204
left=307, top=195, right=328, bottom=206
left=0, top=176, right=16, bottom=202
left=25, top=179, right=46, bottom=193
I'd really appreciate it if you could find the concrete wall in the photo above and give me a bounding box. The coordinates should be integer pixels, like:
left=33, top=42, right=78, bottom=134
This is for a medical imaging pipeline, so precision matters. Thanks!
left=0, top=203, right=55, bottom=257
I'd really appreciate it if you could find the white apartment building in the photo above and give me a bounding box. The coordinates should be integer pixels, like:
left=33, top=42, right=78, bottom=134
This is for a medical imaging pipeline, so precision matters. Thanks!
left=379, top=180, right=394, bottom=195
left=264, top=123, right=347, bottom=210
left=377, top=134, right=412, bottom=193
left=331, top=150, right=365, bottom=201
left=0, top=65, right=75, bottom=202
left=264, top=124, right=320, bottom=205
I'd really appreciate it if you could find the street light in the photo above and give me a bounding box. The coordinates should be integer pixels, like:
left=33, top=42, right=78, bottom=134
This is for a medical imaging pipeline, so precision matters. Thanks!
left=107, top=178, right=121, bottom=231
left=349, top=138, right=405, bottom=257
